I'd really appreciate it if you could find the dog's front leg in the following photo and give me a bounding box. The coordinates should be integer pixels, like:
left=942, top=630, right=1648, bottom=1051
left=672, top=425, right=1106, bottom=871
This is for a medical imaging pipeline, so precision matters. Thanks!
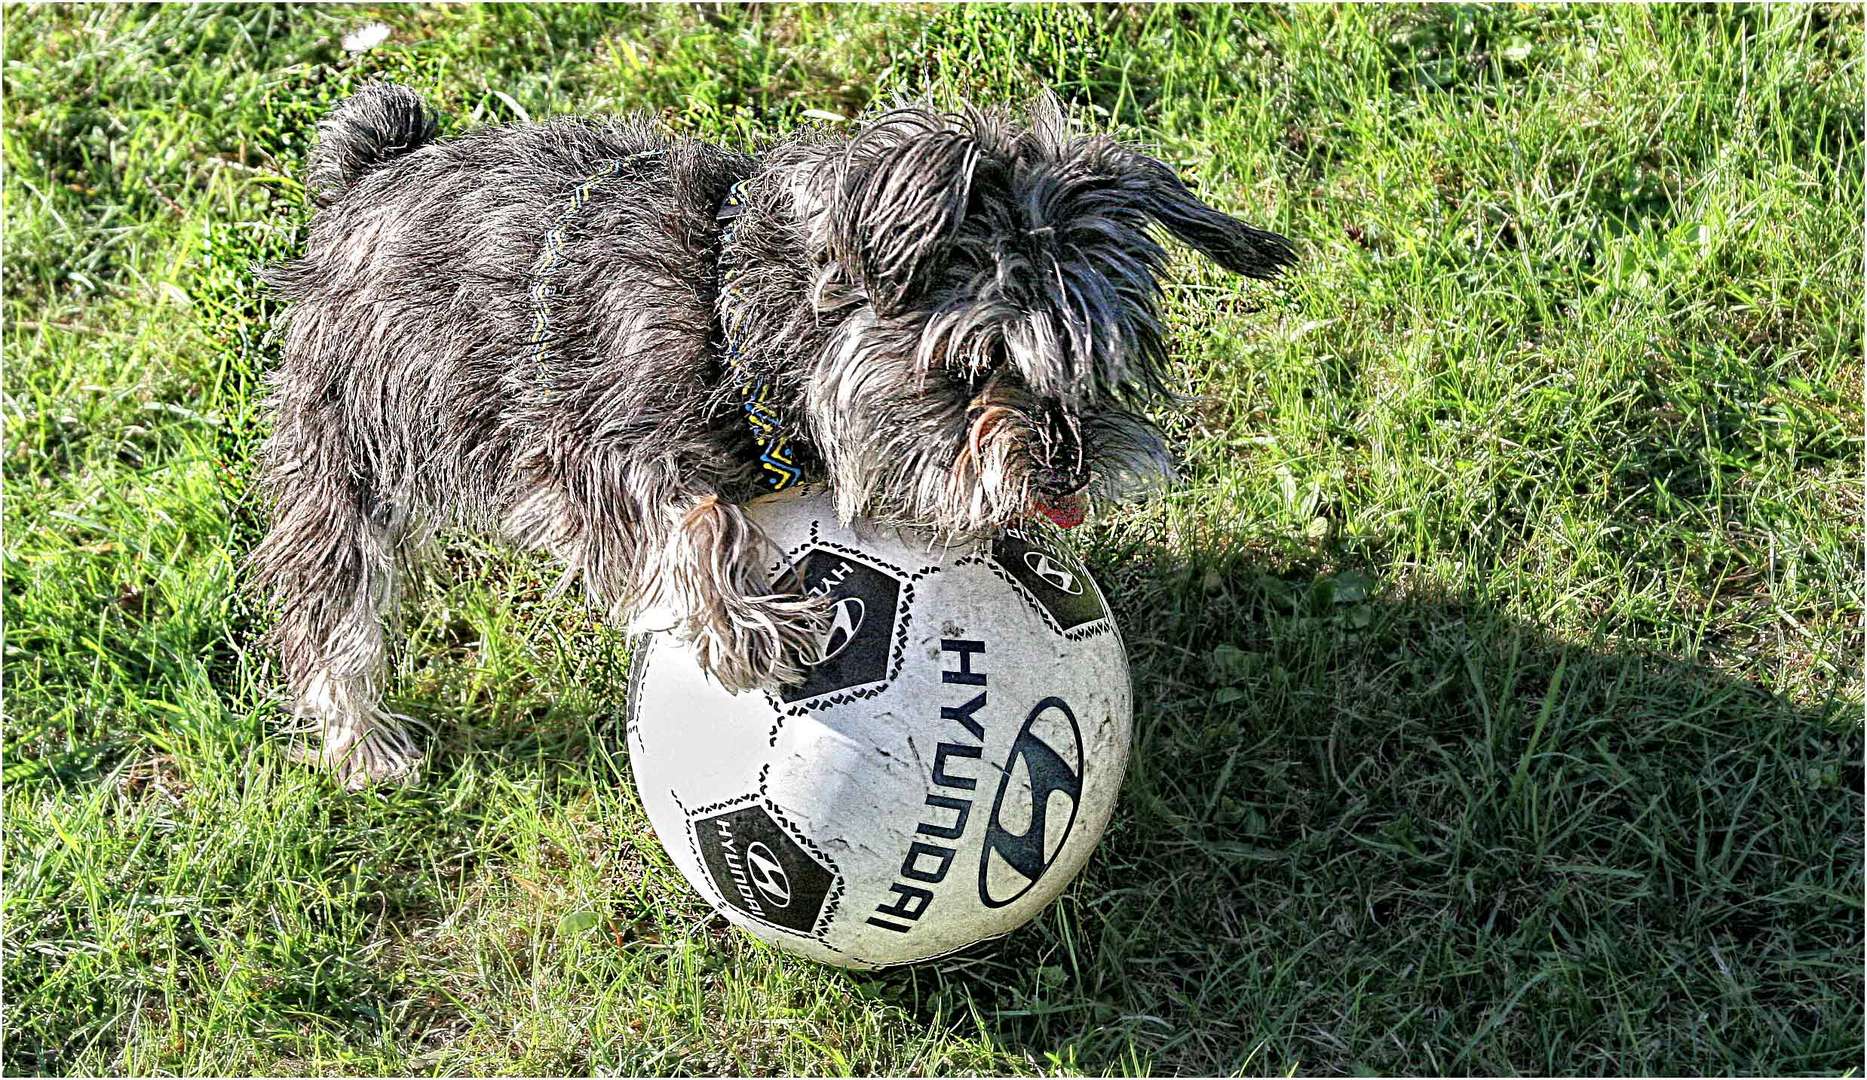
left=649, top=494, right=831, bottom=693
left=511, top=469, right=830, bottom=694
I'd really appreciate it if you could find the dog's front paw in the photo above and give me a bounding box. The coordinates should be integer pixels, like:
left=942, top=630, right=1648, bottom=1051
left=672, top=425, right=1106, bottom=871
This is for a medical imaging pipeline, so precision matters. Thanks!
left=691, top=591, right=834, bottom=694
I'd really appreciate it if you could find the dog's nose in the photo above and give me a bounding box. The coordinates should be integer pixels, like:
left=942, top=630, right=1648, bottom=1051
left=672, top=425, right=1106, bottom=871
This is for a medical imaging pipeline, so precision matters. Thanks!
left=1034, top=463, right=1085, bottom=497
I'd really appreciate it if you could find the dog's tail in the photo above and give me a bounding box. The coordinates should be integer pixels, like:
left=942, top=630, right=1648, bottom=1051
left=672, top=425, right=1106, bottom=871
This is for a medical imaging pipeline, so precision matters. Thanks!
left=306, top=83, right=438, bottom=207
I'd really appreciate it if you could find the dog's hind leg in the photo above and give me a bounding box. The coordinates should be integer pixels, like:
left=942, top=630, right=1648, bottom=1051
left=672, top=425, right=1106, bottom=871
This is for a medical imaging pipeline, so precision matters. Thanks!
left=250, top=409, right=425, bottom=789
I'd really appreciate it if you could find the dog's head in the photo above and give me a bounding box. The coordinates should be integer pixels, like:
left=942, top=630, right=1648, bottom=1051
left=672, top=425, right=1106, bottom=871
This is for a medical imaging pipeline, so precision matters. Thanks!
left=792, top=97, right=1294, bottom=533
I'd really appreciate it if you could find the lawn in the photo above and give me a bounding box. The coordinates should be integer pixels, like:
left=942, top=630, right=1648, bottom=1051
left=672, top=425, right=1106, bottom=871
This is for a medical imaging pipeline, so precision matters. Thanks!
left=3, top=3, right=1862, bottom=1075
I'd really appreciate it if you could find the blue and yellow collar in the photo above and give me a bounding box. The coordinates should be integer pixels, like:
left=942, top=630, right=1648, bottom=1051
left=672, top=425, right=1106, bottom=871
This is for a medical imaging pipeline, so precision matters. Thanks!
left=715, top=179, right=807, bottom=493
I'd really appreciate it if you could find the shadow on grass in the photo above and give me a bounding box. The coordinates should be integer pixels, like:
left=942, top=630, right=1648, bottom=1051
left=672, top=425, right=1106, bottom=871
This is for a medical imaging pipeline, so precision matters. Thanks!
left=386, top=524, right=1861, bottom=1075
left=872, top=533, right=1862, bottom=1076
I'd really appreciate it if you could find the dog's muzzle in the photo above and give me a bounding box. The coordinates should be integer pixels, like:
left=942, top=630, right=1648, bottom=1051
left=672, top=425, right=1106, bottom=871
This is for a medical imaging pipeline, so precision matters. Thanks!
left=1031, top=403, right=1089, bottom=528
left=1032, top=455, right=1089, bottom=529
left=1032, top=484, right=1089, bottom=529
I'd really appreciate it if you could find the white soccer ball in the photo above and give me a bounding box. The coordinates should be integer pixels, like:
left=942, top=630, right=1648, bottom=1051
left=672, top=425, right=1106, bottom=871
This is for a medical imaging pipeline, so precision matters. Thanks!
left=626, top=486, right=1132, bottom=969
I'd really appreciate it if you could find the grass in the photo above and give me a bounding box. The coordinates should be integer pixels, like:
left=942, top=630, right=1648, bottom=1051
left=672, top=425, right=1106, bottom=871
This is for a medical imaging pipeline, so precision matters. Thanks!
left=3, top=3, right=1861, bottom=1074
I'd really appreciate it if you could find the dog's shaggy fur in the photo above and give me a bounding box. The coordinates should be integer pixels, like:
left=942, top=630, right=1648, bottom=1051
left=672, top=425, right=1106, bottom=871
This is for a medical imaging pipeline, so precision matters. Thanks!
left=251, top=84, right=1292, bottom=787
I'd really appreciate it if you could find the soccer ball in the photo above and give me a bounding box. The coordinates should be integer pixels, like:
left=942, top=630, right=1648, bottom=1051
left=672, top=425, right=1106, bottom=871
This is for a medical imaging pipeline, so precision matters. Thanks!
left=625, top=486, right=1132, bottom=968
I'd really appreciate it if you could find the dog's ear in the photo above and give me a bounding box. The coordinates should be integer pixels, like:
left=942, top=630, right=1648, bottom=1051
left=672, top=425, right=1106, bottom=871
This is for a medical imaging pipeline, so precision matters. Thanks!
left=827, top=121, right=981, bottom=315
left=1116, top=151, right=1295, bottom=280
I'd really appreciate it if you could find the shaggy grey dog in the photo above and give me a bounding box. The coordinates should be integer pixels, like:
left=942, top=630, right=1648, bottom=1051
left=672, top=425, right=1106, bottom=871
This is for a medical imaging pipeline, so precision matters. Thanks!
left=251, top=83, right=1292, bottom=787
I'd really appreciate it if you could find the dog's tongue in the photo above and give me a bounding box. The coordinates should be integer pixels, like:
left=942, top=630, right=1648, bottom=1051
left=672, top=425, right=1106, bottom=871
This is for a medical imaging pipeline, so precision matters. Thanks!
left=1033, top=489, right=1088, bottom=529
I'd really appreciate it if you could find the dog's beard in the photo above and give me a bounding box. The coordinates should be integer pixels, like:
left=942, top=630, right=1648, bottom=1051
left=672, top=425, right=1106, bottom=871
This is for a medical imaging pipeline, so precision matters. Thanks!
left=806, top=314, right=1176, bottom=535
left=1076, top=409, right=1178, bottom=505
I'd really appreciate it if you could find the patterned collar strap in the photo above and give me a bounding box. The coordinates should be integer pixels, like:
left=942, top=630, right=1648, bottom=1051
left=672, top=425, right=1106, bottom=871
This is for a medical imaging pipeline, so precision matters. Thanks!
left=716, top=179, right=806, bottom=493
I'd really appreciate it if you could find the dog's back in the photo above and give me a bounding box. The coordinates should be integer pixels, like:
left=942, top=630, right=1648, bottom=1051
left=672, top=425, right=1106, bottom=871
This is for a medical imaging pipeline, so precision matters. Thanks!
left=263, top=86, right=743, bottom=526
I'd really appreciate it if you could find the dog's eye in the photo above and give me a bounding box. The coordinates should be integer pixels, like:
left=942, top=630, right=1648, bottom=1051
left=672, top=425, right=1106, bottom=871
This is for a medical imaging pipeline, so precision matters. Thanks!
left=952, top=348, right=1000, bottom=388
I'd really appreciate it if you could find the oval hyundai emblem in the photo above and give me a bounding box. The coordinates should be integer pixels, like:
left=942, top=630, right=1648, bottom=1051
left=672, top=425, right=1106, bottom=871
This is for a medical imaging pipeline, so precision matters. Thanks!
left=978, top=697, right=1085, bottom=908
left=1023, top=550, right=1083, bottom=595
left=744, top=841, right=792, bottom=908
left=816, top=596, right=866, bottom=664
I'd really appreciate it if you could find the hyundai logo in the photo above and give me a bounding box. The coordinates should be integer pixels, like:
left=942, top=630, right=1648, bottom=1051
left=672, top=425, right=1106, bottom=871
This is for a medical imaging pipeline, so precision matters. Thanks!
left=744, top=841, right=792, bottom=908
left=978, top=697, right=1085, bottom=908
left=1023, top=550, right=1083, bottom=595
left=815, top=596, right=866, bottom=664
